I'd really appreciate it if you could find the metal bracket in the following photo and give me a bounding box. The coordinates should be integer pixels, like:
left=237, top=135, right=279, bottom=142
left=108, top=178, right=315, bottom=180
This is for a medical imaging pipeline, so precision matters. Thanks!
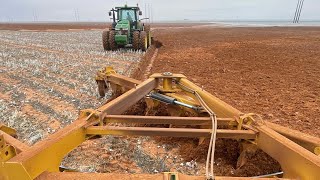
left=0, top=124, right=17, bottom=138
left=0, top=135, right=17, bottom=162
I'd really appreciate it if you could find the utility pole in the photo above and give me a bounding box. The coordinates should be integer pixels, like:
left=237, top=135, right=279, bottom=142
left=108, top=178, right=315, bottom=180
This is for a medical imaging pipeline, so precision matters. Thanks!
left=296, top=0, right=304, bottom=23
left=293, top=0, right=304, bottom=23
left=33, top=10, right=38, bottom=22
left=77, top=9, right=80, bottom=21
left=293, top=0, right=300, bottom=23
left=74, top=9, right=80, bottom=21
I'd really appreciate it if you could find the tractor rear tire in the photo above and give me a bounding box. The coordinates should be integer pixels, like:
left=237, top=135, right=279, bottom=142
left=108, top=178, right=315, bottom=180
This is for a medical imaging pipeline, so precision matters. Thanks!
left=139, top=31, right=147, bottom=51
left=102, top=30, right=110, bottom=51
left=97, top=80, right=107, bottom=97
left=109, top=30, right=117, bottom=51
left=144, top=25, right=152, bottom=47
left=132, top=31, right=140, bottom=51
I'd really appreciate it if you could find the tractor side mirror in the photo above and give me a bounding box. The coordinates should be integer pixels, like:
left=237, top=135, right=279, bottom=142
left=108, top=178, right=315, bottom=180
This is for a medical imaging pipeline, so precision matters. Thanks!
left=139, top=11, right=142, bottom=16
left=109, top=12, right=112, bottom=16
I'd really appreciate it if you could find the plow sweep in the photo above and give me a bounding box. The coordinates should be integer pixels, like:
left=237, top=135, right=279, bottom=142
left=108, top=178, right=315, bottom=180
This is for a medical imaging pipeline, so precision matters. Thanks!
left=0, top=67, right=319, bottom=180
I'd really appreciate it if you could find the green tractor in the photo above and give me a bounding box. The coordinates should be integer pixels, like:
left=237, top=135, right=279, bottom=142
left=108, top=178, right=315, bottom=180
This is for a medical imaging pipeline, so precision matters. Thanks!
left=102, top=4, right=152, bottom=51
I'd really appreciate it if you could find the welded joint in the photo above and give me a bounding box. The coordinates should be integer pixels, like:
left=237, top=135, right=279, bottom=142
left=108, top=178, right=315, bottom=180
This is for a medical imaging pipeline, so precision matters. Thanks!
left=79, top=109, right=102, bottom=127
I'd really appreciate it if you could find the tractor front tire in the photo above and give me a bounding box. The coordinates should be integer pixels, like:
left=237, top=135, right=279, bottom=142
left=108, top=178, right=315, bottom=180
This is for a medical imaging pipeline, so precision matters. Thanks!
left=102, top=30, right=110, bottom=51
left=132, top=31, right=140, bottom=51
left=109, top=30, right=117, bottom=51
left=139, top=31, right=148, bottom=51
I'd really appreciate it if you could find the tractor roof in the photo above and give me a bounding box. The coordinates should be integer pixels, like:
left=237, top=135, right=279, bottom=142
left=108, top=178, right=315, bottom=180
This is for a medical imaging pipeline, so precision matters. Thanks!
left=115, top=4, right=140, bottom=10
left=115, top=7, right=139, bottom=9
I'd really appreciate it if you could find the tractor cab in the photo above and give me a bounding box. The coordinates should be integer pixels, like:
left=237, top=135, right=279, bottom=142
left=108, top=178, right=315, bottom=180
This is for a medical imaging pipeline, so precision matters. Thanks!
left=109, top=5, right=142, bottom=30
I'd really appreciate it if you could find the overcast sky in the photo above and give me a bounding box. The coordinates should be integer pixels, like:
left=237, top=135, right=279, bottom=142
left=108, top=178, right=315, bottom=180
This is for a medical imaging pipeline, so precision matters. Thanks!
left=0, top=0, right=319, bottom=22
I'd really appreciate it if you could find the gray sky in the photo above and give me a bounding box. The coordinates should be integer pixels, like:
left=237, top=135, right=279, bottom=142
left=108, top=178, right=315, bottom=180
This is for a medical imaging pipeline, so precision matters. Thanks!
left=0, top=0, right=319, bottom=22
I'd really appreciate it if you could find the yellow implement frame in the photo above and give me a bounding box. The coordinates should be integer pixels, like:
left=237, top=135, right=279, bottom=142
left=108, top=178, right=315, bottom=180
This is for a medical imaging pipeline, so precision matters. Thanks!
left=0, top=67, right=319, bottom=180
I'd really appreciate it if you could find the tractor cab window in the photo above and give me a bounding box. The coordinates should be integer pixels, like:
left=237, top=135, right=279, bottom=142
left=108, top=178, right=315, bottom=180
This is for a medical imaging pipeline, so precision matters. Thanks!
left=119, top=9, right=136, bottom=22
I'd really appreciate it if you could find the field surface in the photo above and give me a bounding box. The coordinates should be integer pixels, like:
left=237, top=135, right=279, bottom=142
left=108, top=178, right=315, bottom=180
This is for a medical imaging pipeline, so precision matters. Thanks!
left=152, top=26, right=320, bottom=137
left=1, top=24, right=319, bottom=177
left=0, top=30, right=142, bottom=144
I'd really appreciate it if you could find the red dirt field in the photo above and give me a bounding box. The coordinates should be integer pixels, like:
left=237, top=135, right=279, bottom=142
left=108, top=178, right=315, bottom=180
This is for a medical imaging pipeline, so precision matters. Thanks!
left=150, top=26, right=320, bottom=137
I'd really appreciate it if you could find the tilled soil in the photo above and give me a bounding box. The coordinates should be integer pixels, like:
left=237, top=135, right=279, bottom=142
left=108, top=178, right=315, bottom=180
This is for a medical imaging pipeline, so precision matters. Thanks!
left=151, top=26, right=320, bottom=137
